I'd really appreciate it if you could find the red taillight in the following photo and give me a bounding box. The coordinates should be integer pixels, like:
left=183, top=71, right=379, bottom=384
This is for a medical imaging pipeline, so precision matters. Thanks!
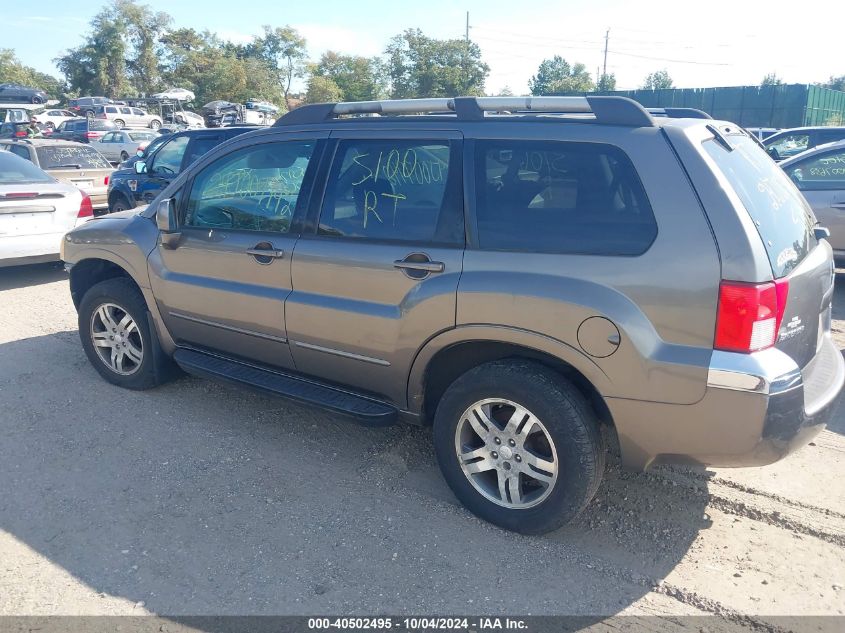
left=714, top=279, right=789, bottom=353
left=77, top=192, right=94, bottom=218
left=5, top=192, right=38, bottom=199
left=85, top=132, right=98, bottom=138
left=14, top=131, right=26, bottom=137
left=103, top=175, right=109, bottom=185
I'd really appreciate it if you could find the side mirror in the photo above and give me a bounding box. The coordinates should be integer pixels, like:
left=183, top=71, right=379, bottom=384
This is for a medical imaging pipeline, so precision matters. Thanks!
left=155, top=198, right=180, bottom=248
left=135, top=160, right=147, bottom=174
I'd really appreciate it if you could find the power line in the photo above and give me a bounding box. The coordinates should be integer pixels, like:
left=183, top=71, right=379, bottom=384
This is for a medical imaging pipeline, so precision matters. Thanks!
left=607, top=49, right=730, bottom=66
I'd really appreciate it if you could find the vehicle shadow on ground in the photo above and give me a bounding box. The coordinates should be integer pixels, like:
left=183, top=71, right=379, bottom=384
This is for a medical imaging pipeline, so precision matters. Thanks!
left=0, top=262, right=66, bottom=291
left=0, top=331, right=712, bottom=618
left=828, top=273, right=845, bottom=435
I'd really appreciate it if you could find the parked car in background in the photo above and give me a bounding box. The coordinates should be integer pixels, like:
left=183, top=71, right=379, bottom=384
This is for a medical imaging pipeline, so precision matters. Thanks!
left=53, top=118, right=119, bottom=144
left=746, top=127, right=779, bottom=141
left=151, top=88, right=195, bottom=102
left=63, top=96, right=843, bottom=534
left=0, top=121, right=34, bottom=139
left=0, top=151, right=93, bottom=267
left=0, top=139, right=112, bottom=211
left=94, top=104, right=162, bottom=130
left=118, top=132, right=171, bottom=169
left=780, top=139, right=845, bottom=262
left=67, top=97, right=112, bottom=117
left=34, top=109, right=79, bottom=131
left=0, top=83, right=48, bottom=104
left=764, top=127, right=845, bottom=161
left=107, top=126, right=251, bottom=212
left=95, top=129, right=158, bottom=163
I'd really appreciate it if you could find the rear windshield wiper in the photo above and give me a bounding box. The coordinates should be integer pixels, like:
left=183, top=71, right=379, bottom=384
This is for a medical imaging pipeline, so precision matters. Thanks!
left=50, top=164, right=83, bottom=169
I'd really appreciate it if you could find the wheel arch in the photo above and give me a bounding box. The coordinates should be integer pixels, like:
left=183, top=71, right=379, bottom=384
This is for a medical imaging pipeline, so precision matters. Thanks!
left=68, top=255, right=144, bottom=311
left=408, top=326, right=615, bottom=433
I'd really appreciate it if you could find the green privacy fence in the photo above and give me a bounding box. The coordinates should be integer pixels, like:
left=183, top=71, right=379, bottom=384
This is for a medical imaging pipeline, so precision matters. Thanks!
left=561, top=84, right=845, bottom=128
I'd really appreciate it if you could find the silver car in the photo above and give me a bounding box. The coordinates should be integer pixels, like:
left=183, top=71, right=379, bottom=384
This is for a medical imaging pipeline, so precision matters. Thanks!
left=95, top=129, right=158, bottom=163
left=781, top=139, right=845, bottom=262
left=96, top=105, right=162, bottom=130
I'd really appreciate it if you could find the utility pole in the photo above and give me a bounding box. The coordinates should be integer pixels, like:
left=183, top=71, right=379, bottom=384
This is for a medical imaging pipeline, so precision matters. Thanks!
left=464, top=11, right=470, bottom=92
left=602, top=28, right=609, bottom=79
left=465, top=11, right=470, bottom=43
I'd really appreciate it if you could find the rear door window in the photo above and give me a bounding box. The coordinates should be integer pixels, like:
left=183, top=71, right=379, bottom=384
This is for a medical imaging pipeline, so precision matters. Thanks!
left=704, top=133, right=814, bottom=277
left=318, top=139, right=461, bottom=244
left=473, top=140, right=657, bottom=255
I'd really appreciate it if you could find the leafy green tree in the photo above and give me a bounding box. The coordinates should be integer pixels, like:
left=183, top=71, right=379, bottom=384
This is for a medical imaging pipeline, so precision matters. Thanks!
left=642, top=69, right=673, bottom=90
left=596, top=73, right=616, bottom=91
left=312, top=51, right=385, bottom=102
left=115, top=0, right=171, bottom=93
left=249, top=25, right=308, bottom=110
left=305, top=75, right=343, bottom=103
left=384, top=28, right=489, bottom=98
left=822, top=76, right=845, bottom=91
left=0, top=49, right=64, bottom=99
left=761, top=73, right=783, bottom=87
left=528, top=56, right=594, bottom=95
left=160, top=29, right=282, bottom=108
left=496, top=85, right=514, bottom=96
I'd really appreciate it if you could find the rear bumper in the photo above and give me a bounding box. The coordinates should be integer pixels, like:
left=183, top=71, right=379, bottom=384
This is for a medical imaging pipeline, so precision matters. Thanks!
left=609, top=336, right=844, bottom=470
left=0, top=233, right=64, bottom=267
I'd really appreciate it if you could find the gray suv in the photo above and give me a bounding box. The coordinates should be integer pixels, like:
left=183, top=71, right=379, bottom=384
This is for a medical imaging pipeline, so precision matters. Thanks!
left=61, top=96, right=845, bottom=534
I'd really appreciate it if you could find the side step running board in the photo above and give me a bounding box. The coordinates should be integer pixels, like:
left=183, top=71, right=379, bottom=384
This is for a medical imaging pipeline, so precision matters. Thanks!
left=173, top=348, right=397, bottom=426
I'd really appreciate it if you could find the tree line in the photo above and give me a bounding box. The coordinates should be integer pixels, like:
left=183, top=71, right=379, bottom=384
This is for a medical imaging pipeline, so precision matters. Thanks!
left=3, top=0, right=844, bottom=109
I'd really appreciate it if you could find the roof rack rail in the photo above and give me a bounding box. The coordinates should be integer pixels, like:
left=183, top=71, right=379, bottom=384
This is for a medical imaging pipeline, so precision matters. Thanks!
left=275, top=96, right=655, bottom=128
left=646, top=107, right=712, bottom=120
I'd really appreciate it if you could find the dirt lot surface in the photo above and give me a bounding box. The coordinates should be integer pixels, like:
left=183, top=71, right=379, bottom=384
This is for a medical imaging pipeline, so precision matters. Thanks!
left=0, top=263, right=843, bottom=630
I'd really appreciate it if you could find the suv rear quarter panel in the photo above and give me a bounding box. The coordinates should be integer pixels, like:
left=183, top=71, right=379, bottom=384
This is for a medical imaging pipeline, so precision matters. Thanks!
left=456, top=121, right=721, bottom=405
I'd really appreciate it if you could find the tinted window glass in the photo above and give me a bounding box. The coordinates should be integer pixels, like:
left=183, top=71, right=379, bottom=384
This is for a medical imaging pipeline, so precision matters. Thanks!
left=151, top=135, right=189, bottom=173
left=0, top=152, right=53, bottom=184
left=183, top=136, right=220, bottom=167
left=36, top=145, right=112, bottom=169
left=704, top=134, right=814, bottom=277
left=817, top=130, right=845, bottom=145
left=764, top=132, right=809, bottom=159
left=127, top=131, right=156, bottom=142
left=474, top=140, right=656, bottom=255
left=786, top=149, right=845, bottom=191
left=185, top=141, right=315, bottom=233
left=8, top=145, right=30, bottom=161
left=319, top=139, right=458, bottom=243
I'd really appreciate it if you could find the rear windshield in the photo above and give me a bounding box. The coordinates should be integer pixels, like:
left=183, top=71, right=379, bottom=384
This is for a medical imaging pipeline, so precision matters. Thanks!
left=704, top=133, right=815, bottom=278
left=89, top=120, right=117, bottom=131
left=36, top=145, right=111, bottom=169
left=128, top=131, right=156, bottom=142
left=0, top=152, right=53, bottom=184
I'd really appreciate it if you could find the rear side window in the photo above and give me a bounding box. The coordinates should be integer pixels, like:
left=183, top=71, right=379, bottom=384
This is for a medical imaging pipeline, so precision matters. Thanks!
left=474, top=140, right=657, bottom=255
left=89, top=120, right=116, bottom=131
left=704, top=133, right=814, bottom=278
left=36, top=145, right=111, bottom=169
left=318, top=139, right=462, bottom=244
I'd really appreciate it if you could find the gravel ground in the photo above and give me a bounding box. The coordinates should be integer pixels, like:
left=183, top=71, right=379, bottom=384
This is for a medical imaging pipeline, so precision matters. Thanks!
left=0, top=263, right=843, bottom=630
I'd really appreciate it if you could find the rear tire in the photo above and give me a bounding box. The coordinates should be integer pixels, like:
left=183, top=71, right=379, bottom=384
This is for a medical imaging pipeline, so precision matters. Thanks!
left=114, top=119, right=125, bottom=129
left=78, top=278, right=175, bottom=391
left=149, top=119, right=161, bottom=130
left=32, top=95, right=43, bottom=104
left=433, top=360, right=605, bottom=534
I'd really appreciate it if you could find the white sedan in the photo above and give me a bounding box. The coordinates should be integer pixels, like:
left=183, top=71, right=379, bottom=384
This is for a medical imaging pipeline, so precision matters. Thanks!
left=0, top=152, right=93, bottom=267
left=34, top=109, right=79, bottom=131
left=151, top=88, right=195, bottom=102
left=95, top=129, right=158, bottom=163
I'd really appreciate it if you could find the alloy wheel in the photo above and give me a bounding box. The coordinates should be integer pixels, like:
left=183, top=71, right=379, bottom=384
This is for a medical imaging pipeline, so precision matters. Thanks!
left=454, top=398, right=558, bottom=509
left=90, top=302, right=143, bottom=375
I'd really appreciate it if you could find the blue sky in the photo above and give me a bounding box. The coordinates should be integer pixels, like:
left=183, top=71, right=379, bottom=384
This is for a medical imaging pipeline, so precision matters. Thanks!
left=7, top=0, right=843, bottom=94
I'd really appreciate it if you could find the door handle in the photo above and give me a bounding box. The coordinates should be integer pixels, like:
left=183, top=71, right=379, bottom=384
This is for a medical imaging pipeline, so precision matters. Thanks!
left=393, top=260, right=445, bottom=273
left=393, top=254, right=445, bottom=279
left=246, top=243, right=285, bottom=264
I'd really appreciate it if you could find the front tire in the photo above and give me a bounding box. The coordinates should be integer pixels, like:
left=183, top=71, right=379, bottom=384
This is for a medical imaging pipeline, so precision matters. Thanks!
left=433, top=360, right=605, bottom=534
left=149, top=119, right=161, bottom=130
left=109, top=194, right=132, bottom=213
left=78, top=278, right=174, bottom=390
